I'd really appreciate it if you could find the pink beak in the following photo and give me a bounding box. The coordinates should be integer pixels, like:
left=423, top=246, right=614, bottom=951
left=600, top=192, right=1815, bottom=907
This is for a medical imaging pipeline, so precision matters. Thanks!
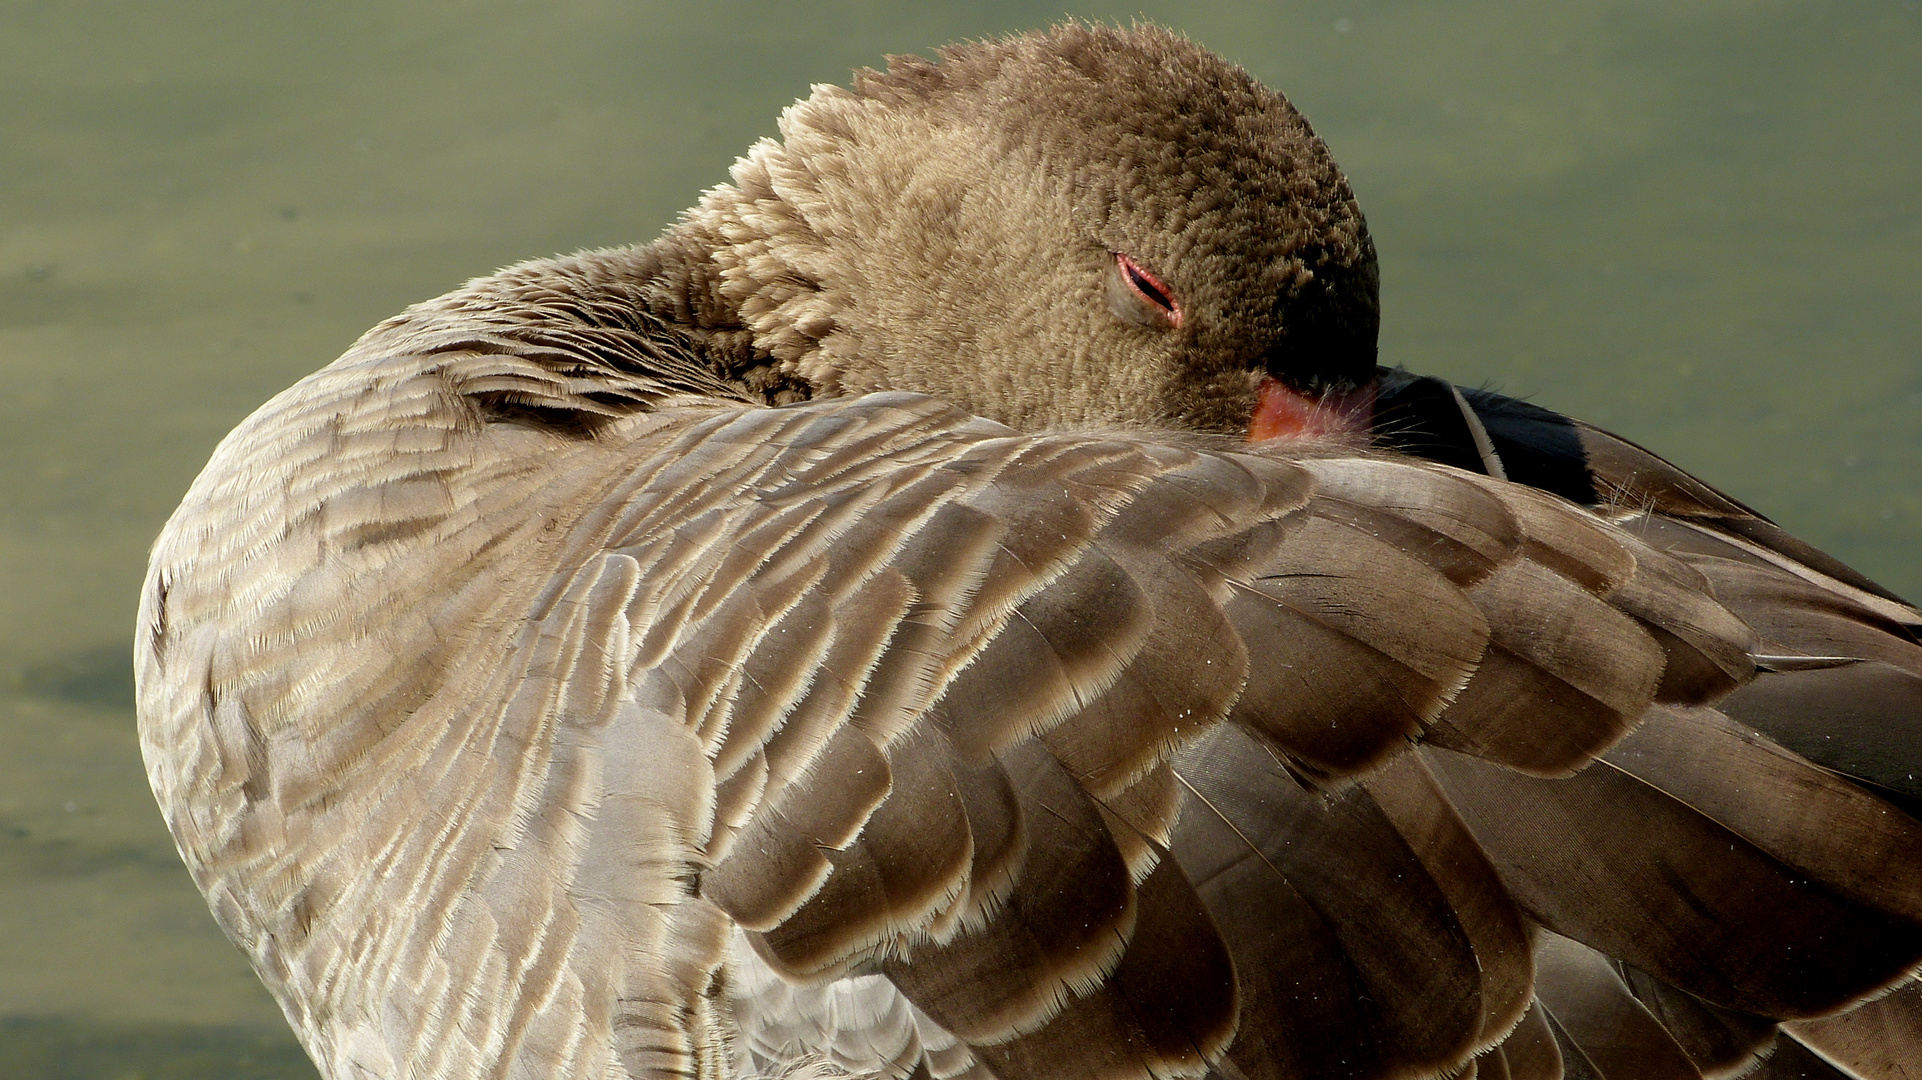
left=1248, top=375, right=1377, bottom=443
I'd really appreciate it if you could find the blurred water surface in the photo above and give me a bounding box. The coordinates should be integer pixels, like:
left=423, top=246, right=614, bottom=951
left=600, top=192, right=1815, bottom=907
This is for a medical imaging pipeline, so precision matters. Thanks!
left=1, top=1, right=1916, bottom=1075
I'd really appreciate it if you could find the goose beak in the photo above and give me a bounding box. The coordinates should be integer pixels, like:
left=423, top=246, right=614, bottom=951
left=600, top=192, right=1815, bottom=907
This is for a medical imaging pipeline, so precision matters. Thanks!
left=1248, top=375, right=1377, bottom=443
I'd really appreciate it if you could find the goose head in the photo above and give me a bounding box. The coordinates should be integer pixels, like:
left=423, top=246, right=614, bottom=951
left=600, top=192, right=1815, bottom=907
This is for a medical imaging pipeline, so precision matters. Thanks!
left=658, top=22, right=1381, bottom=437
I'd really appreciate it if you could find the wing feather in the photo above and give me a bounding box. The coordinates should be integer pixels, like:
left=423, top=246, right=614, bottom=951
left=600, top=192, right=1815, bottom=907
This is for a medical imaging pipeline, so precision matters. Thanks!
left=1425, top=731, right=1922, bottom=1017
left=1172, top=722, right=1487, bottom=1078
left=144, top=372, right=1922, bottom=1080
left=1783, top=978, right=1922, bottom=1078
left=1532, top=931, right=1702, bottom=1080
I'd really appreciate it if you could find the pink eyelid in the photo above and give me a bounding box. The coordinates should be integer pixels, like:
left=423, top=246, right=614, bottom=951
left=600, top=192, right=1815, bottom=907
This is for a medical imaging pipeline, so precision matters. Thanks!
left=1114, top=252, right=1184, bottom=328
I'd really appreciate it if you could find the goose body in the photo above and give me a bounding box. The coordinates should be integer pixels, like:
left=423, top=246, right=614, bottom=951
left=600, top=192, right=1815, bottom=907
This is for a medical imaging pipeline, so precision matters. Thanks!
left=136, top=24, right=1922, bottom=1080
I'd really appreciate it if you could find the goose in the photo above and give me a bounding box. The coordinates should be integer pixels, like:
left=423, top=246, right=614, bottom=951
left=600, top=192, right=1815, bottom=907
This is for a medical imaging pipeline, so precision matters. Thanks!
left=135, top=23, right=1922, bottom=1080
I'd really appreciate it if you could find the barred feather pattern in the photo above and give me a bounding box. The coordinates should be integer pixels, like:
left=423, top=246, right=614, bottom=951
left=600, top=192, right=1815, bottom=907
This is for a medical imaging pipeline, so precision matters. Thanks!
left=138, top=312, right=1922, bottom=1080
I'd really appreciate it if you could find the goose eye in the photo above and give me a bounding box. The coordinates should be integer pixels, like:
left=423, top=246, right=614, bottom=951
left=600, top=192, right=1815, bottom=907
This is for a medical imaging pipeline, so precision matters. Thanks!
left=1112, top=252, right=1184, bottom=328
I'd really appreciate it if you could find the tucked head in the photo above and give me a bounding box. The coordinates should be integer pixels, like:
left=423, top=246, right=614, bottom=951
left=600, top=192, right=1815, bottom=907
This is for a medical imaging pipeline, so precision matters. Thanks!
left=678, top=22, right=1380, bottom=435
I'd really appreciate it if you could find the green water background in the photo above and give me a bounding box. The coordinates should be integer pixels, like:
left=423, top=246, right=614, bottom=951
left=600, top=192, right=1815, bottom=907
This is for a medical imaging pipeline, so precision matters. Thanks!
left=1, top=2, right=1917, bottom=1075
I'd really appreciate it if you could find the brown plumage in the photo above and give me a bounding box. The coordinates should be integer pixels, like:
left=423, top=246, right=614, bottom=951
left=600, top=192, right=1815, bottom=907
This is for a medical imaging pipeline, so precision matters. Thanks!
left=135, top=22, right=1922, bottom=1080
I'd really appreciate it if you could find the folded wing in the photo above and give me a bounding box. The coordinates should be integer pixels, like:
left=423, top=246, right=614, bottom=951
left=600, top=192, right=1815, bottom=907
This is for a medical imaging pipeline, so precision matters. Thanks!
left=144, top=370, right=1922, bottom=1080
